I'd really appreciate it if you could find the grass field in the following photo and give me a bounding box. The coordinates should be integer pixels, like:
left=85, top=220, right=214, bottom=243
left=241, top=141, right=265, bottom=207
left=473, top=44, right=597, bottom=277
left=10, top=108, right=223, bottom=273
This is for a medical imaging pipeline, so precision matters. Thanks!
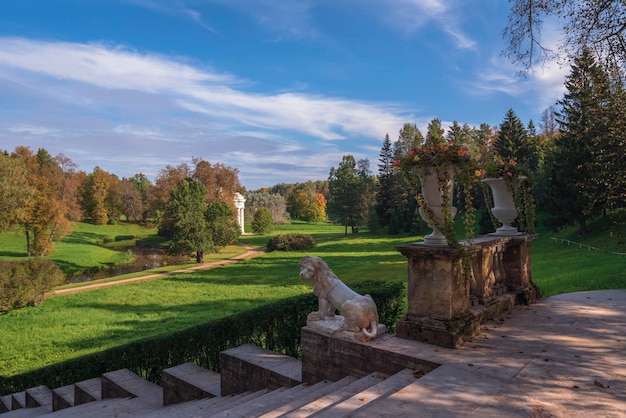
left=0, top=215, right=624, bottom=377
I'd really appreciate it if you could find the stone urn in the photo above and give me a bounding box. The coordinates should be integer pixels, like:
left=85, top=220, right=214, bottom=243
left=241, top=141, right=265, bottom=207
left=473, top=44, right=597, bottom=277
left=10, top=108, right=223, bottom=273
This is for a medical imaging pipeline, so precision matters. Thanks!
left=417, top=167, right=456, bottom=246
left=481, top=176, right=524, bottom=236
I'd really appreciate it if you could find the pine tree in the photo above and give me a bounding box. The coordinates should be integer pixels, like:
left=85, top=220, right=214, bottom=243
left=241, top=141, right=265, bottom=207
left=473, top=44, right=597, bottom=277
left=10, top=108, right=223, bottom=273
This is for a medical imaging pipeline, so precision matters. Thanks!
left=375, top=133, right=395, bottom=229
left=550, top=49, right=610, bottom=235
left=328, top=155, right=369, bottom=236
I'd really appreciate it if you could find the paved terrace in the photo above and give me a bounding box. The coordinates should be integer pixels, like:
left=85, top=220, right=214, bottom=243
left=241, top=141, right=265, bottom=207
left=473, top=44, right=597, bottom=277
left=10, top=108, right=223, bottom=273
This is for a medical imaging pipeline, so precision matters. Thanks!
left=361, top=289, right=626, bottom=417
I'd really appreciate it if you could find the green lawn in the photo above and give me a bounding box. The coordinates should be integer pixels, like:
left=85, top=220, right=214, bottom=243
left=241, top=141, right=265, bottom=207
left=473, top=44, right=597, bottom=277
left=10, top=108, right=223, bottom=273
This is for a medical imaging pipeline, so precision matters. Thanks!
left=0, top=216, right=624, bottom=378
left=0, top=222, right=159, bottom=276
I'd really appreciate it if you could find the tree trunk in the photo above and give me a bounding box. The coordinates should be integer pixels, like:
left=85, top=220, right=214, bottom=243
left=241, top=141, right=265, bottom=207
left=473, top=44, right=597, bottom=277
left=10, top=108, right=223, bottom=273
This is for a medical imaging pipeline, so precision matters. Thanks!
left=25, top=229, right=31, bottom=257
left=196, top=250, right=204, bottom=263
left=578, top=218, right=587, bottom=236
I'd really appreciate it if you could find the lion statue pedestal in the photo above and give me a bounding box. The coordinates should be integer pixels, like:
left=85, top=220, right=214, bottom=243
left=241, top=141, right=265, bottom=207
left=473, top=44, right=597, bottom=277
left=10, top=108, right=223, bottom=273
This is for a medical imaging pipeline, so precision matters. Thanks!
left=299, top=255, right=387, bottom=342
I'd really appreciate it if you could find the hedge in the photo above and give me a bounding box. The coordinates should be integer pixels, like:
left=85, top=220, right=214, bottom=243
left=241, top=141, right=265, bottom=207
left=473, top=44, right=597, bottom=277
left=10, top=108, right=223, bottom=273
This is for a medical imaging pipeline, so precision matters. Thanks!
left=0, top=280, right=404, bottom=395
left=267, top=233, right=316, bottom=251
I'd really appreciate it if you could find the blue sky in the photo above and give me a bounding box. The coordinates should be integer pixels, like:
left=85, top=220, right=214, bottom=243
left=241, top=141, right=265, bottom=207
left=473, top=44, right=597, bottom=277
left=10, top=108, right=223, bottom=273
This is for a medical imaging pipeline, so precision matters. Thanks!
left=0, top=0, right=568, bottom=190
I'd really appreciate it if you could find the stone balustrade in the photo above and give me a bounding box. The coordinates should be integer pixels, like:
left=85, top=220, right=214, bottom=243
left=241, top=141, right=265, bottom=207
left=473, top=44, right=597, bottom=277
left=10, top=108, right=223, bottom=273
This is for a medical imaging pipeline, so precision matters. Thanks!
left=395, top=234, right=540, bottom=348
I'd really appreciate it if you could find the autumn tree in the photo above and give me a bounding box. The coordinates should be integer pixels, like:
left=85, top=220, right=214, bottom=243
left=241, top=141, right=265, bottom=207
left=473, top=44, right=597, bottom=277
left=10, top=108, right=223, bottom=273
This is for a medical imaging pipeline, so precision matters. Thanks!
left=7, top=147, right=76, bottom=256
left=0, top=151, right=33, bottom=233
left=294, top=182, right=326, bottom=223
left=128, top=173, right=154, bottom=221
left=119, top=178, right=144, bottom=222
left=79, top=166, right=119, bottom=225
left=153, top=163, right=193, bottom=230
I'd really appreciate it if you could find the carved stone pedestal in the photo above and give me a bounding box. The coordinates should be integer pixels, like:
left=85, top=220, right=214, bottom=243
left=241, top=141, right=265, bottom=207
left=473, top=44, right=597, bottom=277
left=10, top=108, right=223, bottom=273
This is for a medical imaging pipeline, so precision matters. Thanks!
left=396, top=234, right=539, bottom=348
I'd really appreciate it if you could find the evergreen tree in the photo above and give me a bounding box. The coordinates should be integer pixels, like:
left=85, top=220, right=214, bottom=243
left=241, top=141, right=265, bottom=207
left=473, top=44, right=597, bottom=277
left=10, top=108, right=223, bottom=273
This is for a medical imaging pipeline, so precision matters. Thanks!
left=396, top=123, right=423, bottom=156
left=426, top=118, right=445, bottom=146
left=375, top=133, right=395, bottom=229
left=206, top=200, right=241, bottom=248
left=328, top=155, right=369, bottom=236
left=495, top=109, right=528, bottom=161
left=550, top=49, right=610, bottom=235
left=166, top=178, right=213, bottom=263
left=251, top=207, right=274, bottom=234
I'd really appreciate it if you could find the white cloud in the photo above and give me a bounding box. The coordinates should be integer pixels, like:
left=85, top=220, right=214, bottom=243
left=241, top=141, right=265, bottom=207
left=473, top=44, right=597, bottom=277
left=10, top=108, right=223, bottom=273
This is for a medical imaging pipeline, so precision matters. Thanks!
left=376, top=0, right=476, bottom=49
left=7, top=124, right=60, bottom=136
left=0, top=37, right=411, bottom=188
left=0, top=38, right=406, bottom=142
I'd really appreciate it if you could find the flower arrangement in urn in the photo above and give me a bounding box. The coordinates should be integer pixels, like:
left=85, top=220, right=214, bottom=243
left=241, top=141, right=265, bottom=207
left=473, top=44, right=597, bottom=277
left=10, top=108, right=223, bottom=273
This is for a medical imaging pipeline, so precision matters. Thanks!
left=395, top=127, right=478, bottom=249
left=479, top=156, right=535, bottom=235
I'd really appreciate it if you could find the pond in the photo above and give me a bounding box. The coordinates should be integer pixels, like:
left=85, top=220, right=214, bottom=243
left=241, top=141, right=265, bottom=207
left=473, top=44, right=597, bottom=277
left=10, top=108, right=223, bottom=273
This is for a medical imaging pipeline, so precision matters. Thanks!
left=69, top=247, right=189, bottom=283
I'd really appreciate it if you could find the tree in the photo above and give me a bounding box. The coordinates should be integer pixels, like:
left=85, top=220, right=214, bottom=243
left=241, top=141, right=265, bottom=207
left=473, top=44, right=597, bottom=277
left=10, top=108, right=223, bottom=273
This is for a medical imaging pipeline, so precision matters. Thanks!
left=375, top=133, right=395, bottom=230
left=244, top=192, right=290, bottom=224
left=205, top=200, right=241, bottom=249
left=504, top=1, right=626, bottom=73
left=166, top=178, right=213, bottom=263
left=119, top=178, right=144, bottom=222
left=251, top=207, right=274, bottom=235
left=9, top=147, right=74, bottom=256
left=328, top=155, right=370, bottom=236
left=79, top=166, right=119, bottom=225
left=128, top=173, right=154, bottom=221
left=494, top=108, right=540, bottom=173
left=549, top=49, right=610, bottom=235
left=426, top=118, right=446, bottom=145
left=0, top=152, right=33, bottom=233
left=540, top=106, right=558, bottom=138
left=294, top=182, right=326, bottom=223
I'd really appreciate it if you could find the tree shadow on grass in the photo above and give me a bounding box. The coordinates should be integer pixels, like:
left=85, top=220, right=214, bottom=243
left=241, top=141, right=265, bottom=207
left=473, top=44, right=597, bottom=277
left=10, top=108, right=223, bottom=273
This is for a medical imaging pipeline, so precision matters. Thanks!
left=60, top=231, right=109, bottom=246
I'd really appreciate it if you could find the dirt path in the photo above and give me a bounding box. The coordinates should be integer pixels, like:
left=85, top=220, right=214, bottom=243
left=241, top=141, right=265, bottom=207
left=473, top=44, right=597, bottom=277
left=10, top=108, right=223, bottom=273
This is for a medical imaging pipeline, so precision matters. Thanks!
left=51, top=244, right=266, bottom=296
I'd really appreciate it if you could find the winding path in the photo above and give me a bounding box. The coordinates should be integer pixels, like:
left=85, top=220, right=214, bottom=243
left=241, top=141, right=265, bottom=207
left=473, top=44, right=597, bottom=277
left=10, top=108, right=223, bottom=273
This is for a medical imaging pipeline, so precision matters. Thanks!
left=51, top=243, right=266, bottom=296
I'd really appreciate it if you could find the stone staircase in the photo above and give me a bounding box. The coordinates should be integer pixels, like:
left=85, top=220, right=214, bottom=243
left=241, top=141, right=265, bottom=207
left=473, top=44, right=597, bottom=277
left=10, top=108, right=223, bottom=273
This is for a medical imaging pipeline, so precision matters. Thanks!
left=0, top=344, right=427, bottom=417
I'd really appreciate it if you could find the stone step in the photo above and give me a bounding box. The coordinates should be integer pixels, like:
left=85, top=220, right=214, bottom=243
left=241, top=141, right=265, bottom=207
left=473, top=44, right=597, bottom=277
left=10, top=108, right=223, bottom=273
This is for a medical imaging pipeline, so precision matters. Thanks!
left=349, top=365, right=463, bottom=417
left=24, top=386, right=51, bottom=410
left=220, top=344, right=302, bottom=395
left=74, top=377, right=101, bottom=406
left=162, top=362, right=220, bottom=405
left=45, top=396, right=142, bottom=417
left=51, top=384, right=74, bottom=411
left=210, top=387, right=289, bottom=417
left=313, top=368, right=421, bottom=417
left=101, top=368, right=161, bottom=404
left=143, top=390, right=259, bottom=417
left=0, top=395, right=11, bottom=413
left=0, top=406, right=48, bottom=418
left=10, top=392, right=25, bottom=410
left=281, top=373, right=388, bottom=418
left=212, top=380, right=335, bottom=418
left=258, top=376, right=358, bottom=418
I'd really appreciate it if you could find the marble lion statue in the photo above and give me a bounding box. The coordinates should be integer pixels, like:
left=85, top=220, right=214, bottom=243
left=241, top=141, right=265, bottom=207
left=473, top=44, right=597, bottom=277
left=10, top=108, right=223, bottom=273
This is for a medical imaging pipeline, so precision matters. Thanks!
left=298, top=255, right=380, bottom=339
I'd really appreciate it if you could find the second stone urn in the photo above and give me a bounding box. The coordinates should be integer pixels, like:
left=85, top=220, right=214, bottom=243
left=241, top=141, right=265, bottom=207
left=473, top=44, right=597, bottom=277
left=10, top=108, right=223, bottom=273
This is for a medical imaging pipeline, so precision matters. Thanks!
left=481, top=176, right=524, bottom=236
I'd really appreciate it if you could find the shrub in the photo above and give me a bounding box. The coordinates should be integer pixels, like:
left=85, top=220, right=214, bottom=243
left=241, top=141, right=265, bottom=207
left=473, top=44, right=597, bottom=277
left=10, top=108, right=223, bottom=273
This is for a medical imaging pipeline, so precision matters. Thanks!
left=267, top=233, right=315, bottom=251
left=0, top=280, right=403, bottom=394
left=251, top=208, right=274, bottom=235
left=0, top=259, right=64, bottom=314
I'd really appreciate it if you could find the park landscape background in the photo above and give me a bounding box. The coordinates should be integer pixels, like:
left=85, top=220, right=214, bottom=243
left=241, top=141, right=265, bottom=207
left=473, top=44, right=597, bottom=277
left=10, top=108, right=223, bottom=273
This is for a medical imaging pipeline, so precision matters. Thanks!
left=2, top=0, right=626, bottom=396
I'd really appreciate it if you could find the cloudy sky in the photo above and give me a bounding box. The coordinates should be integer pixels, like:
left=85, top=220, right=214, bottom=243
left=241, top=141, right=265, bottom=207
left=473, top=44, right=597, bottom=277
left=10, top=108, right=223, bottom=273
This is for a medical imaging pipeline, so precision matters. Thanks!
left=0, top=0, right=568, bottom=190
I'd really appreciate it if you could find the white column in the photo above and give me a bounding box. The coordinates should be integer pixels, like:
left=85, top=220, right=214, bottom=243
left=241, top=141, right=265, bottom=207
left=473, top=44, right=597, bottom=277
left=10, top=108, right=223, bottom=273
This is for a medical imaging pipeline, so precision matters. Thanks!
left=234, top=192, right=246, bottom=234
